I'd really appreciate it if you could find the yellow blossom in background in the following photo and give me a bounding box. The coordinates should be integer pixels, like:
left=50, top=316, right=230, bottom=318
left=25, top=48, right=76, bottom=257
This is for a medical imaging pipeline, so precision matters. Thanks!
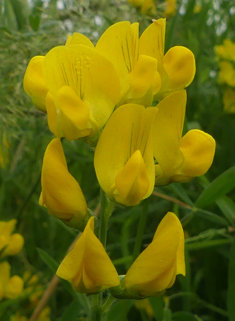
left=128, top=0, right=156, bottom=15
left=24, top=42, right=120, bottom=143
left=0, top=261, right=24, bottom=301
left=218, top=61, right=235, bottom=87
left=215, top=39, right=235, bottom=62
left=124, top=212, right=185, bottom=298
left=39, top=138, right=90, bottom=230
left=222, top=87, right=235, bottom=113
left=163, top=0, right=176, bottom=16
left=94, top=104, right=157, bottom=206
left=57, top=217, right=120, bottom=293
left=22, top=272, right=44, bottom=306
left=0, top=219, right=24, bottom=257
left=152, top=91, right=216, bottom=185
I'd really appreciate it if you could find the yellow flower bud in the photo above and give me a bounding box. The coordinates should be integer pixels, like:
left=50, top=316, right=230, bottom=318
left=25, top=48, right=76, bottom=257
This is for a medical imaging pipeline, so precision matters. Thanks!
left=39, top=138, right=90, bottom=230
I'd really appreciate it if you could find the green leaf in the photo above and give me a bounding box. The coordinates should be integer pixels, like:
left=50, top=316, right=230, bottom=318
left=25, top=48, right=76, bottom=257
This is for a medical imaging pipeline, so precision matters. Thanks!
left=59, top=300, right=81, bottom=321
left=170, top=183, right=194, bottom=206
left=196, top=166, right=235, bottom=207
left=105, top=300, right=133, bottom=321
left=163, top=307, right=172, bottom=321
left=228, top=237, right=235, bottom=321
left=186, top=239, right=232, bottom=251
left=29, top=14, right=40, bottom=31
left=149, top=296, right=164, bottom=321
left=172, top=311, right=202, bottom=321
left=216, top=196, right=235, bottom=226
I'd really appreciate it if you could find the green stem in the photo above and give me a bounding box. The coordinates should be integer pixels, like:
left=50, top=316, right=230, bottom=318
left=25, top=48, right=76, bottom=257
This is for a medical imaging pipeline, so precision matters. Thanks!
left=99, top=189, right=115, bottom=248
left=91, top=190, right=115, bottom=321
left=131, top=200, right=149, bottom=263
left=101, top=296, right=116, bottom=314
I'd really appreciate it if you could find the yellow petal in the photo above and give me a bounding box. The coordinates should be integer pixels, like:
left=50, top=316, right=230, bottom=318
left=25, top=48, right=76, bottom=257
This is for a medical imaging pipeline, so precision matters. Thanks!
left=162, top=46, right=196, bottom=92
left=125, top=212, right=184, bottom=296
left=126, top=55, right=158, bottom=105
left=153, top=91, right=186, bottom=185
left=45, top=92, right=60, bottom=137
left=23, top=56, right=48, bottom=112
left=0, top=261, right=10, bottom=290
left=57, top=217, right=120, bottom=293
left=115, top=150, right=149, bottom=206
left=176, top=129, right=216, bottom=181
left=94, top=104, right=157, bottom=206
left=96, top=21, right=139, bottom=90
left=0, top=219, right=16, bottom=241
left=65, top=33, right=94, bottom=47
left=5, top=276, right=24, bottom=299
left=3, top=233, right=24, bottom=256
left=40, top=138, right=88, bottom=224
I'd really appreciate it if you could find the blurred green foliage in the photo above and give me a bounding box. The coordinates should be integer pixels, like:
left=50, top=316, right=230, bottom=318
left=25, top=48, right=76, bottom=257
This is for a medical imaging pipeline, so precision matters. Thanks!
left=1, top=0, right=235, bottom=320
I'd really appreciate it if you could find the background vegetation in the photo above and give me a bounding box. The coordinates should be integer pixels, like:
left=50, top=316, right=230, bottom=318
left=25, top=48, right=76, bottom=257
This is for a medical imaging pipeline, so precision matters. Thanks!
left=1, top=0, right=235, bottom=320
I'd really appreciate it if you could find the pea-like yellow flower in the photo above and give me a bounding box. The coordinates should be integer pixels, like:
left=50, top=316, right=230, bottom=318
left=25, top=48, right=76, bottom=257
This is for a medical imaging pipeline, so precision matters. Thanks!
left=94, top=104, right=157, bottom=206
left=0, top=219, right=24, bottom=257
left=0, top=261, right=24, bottom=301
left=128, top=0, right=156, bottom=15
left=56, top=217, right=120, bottom=293
left=124, top=212, right=185, bottom=298
left=24, top=42, right=120, bottom=142
left=139, top=19, right=196, bottom=99
left=153, top=90, right=216, bottom=185
left=163, top=0, right=176, bottom=17
left=218, top=61, right=235, bottom=87
left=215, top=39, right=235, bottom=62
left=39, top=138, right=90, bottom=230
left=96, top=19, right=195, bottom=104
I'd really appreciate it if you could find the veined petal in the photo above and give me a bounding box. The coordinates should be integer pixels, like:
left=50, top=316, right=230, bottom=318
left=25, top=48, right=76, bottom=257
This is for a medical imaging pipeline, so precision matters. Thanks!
left=65, top=33, right=94, bottom=47
left=96, top=21, right=139, bottom=90
left=94, top=104, right=157, bottom=206
left=125, top=212, right=185, bottom=296
left=115, top=150, right=149, bottom=206
left=162, top=46, right=196, bottom=92
left=39, top=138, right=88, bottom=227
left=175, top=129, right=216, bottom=181
left=43, top=45, right=120, bottom=136
left=23, top=56, right=48, bottom=112
left=57, top=217, right=120, bottom=293
left=153, top=91, right=186, bottom=185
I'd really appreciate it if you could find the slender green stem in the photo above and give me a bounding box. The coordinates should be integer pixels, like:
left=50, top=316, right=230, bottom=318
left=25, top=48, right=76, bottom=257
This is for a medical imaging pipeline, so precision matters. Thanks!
left=99, top=189, right=115, bottom=248
left=101, top=296, right=116, bottom=314
left=91, top=190, right=115, bottom=321
left=131, top=200, right=149, bottom=263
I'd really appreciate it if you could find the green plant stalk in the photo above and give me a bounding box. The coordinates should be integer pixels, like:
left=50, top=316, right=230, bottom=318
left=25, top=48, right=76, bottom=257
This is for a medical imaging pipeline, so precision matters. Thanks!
left=91, top=189, right=115, bottom=321
left=131, top=200, right=149, bottom=263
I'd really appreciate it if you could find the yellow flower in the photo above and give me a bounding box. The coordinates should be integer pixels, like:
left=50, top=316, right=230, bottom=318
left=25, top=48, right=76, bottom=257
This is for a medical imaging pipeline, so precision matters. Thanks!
left=96, top=19, right=195, bottom=105
left=94, top=104, right=157, bottom=206
left=128, top=0, right=156, bottom=15
left=39, top=138, right=90, bottom=230
left=152, top=91, right=216, bottom=185
left=215, top=39, right=235, bottom=62
left=56, top=217, right=120, bottom=293
left=223, top=87, right=235, bottom=113
left=163, top=0, right=176, bottom=17
left=38, top=307, right=51, bottom=321
left=124, top=212, right=185, bottom=298
left=218, top=61, right=235, bottom=87
left=0, top=261, right=24, bottom=300
left=139, top=19, right=196, bottom=99
left=0, top=219, right=24, bottom=257
left=24, top=41, right=120, bottom=142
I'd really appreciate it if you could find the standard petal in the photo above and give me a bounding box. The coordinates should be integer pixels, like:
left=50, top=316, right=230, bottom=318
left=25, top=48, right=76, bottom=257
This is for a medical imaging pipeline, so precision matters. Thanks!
left=153, top=91, right=186, bottom=185
left=162, top=46, right=196, bottom=92
left=177, top=129, right=216, bottom=180
left=96, top=21, right=139, bottom=95
left=125, top=212, right=184, bottom=296
left=94, top=104, right=156, bottom=205
left=23, top=56, right=48, bottom=112
left=65, top=33, right=94, bottom=47
left=40, top=138, right=88, bottom=224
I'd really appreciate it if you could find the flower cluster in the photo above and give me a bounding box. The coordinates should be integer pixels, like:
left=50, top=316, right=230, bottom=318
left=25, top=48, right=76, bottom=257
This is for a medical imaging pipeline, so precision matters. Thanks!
left=24, top=19, right=215, bottom=299
left=215, top=39, right=235, bottom=113
left=0, top=220, right=24, bottom=302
